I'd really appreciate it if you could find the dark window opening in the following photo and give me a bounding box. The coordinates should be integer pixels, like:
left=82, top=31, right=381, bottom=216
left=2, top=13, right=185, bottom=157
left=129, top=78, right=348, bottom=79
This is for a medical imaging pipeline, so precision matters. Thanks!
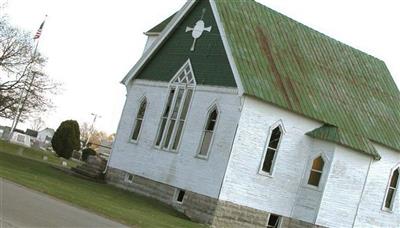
left=125, top=174, right=134, bottom=183
left=132, top=99, right=147, bottom=141
left=385, top=168, right=399, bottom=209
left=261, top=126, right=282, bottom=174
left=267, top=214, right=281, bottom=228
left=268, top=127, right=281, bottom=149
left=176, top=189, right=185, bottom=203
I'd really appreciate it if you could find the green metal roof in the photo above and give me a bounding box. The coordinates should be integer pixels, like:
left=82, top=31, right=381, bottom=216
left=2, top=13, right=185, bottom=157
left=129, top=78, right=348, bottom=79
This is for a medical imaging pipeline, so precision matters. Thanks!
left=138, top=0, right=400, bottom=158
left=213, top=0, right=400, bottom=157
left=146, top=13, right=176, bottom=34
left=306, top=124, right=380, bottom=160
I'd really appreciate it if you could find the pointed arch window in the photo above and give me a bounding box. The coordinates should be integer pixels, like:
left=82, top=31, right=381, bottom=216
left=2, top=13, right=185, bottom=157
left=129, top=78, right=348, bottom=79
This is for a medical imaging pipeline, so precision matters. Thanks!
left=131, top=98, right=147, bottom=142
left=260, top=124, right=284, bottom=175
left=197, top=107, right=218, bottom=158
left=307, top=156, right=325, bottom=187
left=155, top=60, right=195, bottom=151
left=384, top=167, right=399, bottom=210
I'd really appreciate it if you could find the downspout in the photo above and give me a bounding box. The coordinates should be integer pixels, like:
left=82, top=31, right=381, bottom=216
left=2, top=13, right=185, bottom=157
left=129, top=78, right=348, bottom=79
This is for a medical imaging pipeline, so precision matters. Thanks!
left=352, top=157, right=373, bottom=227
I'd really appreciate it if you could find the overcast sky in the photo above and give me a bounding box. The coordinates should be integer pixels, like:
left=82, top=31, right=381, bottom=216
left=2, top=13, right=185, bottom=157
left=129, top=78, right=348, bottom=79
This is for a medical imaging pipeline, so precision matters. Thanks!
left=1, top=0, right=399, bottom=134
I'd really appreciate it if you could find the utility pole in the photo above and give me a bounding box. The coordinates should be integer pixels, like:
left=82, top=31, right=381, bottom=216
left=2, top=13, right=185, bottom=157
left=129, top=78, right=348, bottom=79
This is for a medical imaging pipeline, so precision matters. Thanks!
left=85, top=113, right=101, bottom=148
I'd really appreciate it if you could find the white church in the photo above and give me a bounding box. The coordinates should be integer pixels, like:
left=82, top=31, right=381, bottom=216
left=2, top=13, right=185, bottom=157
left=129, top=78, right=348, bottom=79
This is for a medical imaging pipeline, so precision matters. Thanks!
left=106, top=0, right=400, bottom=227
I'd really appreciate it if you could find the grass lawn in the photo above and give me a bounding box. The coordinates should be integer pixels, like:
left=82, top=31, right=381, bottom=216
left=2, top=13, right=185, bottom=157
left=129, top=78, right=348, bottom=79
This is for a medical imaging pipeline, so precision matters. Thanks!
left=0, top=139, right=81, bottom=168
left=0, top=142, right=204, bottom=228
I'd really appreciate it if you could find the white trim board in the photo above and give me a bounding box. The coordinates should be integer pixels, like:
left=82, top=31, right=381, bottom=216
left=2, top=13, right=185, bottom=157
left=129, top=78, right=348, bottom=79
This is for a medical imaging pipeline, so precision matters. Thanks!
left=132, top=79, right=238, bottom=95
left=209, top=0, right=244, bottom=96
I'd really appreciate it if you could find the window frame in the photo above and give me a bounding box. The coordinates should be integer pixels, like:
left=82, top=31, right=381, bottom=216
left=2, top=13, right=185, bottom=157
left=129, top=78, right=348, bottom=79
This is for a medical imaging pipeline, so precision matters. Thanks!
left=129, top=96, right=148, bottom=144
left=304, top=153, right=328, bottom=191
left=382, top=165, right=400, bottom=212
left=154, top=59, right=196, bottom=153
left=174, top=189, right=186, bottom=204
left=258, top=120, right=286, bottom=177
left=196, top=105, right=219, bottom=160
left=266, top=213, right=282, bottom=228
left=124, top=173, right=134, bottom=184
left=306, top=155, right=325, bottom=188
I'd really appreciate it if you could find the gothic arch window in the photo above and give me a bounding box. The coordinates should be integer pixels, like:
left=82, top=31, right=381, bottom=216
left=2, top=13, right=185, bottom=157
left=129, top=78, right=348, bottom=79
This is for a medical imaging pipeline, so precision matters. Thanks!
left=307, top=155, right=325, bottom=187
left=384, top=166, right=399, bottom=210
left=197, top=106, right=218, bottom=158
left=131, top=97, right=147, bottom=142
left=260, top=122, right=285, bottom=175
left=155, top=60, right=195, bottom=151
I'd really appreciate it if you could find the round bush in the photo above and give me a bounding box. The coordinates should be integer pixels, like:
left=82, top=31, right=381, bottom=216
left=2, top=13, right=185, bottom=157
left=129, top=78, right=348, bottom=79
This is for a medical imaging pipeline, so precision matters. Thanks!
left=51, top=120, right=81, bottom=159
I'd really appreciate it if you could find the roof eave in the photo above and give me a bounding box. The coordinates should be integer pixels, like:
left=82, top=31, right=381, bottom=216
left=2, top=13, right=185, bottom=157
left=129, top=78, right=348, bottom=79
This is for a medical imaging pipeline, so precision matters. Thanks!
left=143, top=32, right=161, bottom=36
left=306, top=125, right=381, bottom=160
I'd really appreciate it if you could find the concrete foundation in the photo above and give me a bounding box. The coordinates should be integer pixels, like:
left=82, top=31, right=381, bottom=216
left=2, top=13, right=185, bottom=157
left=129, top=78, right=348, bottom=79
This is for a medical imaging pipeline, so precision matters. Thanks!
left=106, top=167, right=324, bottom=227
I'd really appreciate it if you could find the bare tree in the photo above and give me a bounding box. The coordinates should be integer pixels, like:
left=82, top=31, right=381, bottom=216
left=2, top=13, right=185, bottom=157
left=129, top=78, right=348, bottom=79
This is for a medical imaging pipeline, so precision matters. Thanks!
left=30, top=117, right=45, bottom=131
left=0, top=12, right=59, bottom=121
left=80, top=122, right=91, bottom=143
left=80, top=122, right=113, bottom=149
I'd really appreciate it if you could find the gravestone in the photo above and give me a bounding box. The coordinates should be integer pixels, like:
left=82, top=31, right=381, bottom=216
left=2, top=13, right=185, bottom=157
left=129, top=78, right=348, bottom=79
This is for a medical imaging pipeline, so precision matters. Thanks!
left=72, top=155, right=106, bottom=180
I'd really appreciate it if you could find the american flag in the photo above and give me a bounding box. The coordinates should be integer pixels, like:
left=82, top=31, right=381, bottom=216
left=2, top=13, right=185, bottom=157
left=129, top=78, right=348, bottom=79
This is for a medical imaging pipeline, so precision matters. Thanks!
left=33, top=19, right=46, bottom=39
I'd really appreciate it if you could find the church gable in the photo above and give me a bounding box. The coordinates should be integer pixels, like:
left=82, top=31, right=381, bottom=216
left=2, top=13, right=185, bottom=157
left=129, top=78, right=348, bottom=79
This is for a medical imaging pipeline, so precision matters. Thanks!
left=135, top=0, right=236, bottom=88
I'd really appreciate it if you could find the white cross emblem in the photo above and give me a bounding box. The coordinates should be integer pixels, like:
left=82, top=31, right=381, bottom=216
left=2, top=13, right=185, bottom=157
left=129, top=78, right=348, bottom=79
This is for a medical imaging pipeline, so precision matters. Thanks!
left=185, top=9, right=212, bottom=52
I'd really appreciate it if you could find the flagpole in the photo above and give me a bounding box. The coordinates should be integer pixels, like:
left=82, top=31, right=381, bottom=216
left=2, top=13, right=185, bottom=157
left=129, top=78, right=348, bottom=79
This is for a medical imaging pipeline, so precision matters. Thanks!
left=8, top=16, right=46, bottom=141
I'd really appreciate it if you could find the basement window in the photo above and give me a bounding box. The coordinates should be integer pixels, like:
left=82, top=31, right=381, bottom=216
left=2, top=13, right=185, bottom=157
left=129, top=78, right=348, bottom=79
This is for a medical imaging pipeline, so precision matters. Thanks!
left=307, top=156, right=325, bottom=187
left=175, top=189, right=186, bottom=204
left=124, top=173, right=134, bottom=183
left=260, top=124, right=283, bottom=175
left=267, top=214, right=281, bottom=228
left=384, top=168, right=399, bottom=210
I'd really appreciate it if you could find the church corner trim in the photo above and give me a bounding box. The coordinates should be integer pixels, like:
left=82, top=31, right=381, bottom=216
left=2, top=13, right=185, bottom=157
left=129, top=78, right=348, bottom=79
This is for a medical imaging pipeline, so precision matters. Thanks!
left=209, top=0, right=244, bottom=96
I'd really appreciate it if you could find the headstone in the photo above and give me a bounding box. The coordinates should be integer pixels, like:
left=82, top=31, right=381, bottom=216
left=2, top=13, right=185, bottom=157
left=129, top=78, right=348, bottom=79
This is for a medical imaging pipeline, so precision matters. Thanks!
left=71, top=155, right=107, bottom=180
left=62, top=161, right=68, bottom=166
left=43, top=156, right=48, bottom=161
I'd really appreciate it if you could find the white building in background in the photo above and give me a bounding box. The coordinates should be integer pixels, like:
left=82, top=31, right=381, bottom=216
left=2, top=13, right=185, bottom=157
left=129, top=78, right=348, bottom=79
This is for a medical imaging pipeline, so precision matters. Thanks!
left=10, top=132, right=31, bottom=147
left=106, top=1, right=400, bottom=227
left=37, top=128, right=55, bottom=147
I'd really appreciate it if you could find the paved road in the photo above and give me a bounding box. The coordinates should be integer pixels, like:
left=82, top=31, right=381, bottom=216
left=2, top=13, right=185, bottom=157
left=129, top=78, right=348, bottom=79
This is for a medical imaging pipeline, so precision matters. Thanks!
left=0, top=179, right=127, bottom=228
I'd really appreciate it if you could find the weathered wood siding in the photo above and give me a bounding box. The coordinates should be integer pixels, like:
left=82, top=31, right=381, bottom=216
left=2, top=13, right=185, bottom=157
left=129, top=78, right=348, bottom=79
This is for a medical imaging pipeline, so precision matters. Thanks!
left=219, top=96, right=331, bottom=223
left=109, top=80, right=241, bottom=198
left=317, top=144, right=400, bottom=227
left=221, top=96, right=399, bottom=227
